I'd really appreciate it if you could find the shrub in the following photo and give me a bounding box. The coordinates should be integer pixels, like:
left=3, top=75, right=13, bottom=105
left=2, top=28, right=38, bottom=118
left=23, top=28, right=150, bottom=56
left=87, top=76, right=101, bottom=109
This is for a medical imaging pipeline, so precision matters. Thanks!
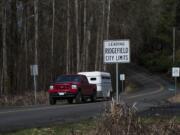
left=92, top=101, right=180, bottom=135
left=139, top=52, right=171, bottom=73
left=0, top=91, right=48, bottom=106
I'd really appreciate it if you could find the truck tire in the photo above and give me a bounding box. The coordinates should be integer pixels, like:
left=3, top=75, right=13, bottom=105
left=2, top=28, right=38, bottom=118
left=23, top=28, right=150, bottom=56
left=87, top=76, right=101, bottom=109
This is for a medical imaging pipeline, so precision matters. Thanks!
left=91, top=91, right=97, bottom=102
left=67, top=98, right=73, bottom=104
left=49, top=97, right=56, bottom=105
left=75, top=92, right=82, bottom=104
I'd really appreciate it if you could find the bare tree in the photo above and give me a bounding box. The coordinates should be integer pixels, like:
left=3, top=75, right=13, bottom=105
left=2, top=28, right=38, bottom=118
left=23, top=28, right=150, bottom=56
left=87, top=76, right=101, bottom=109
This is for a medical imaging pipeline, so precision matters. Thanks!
left=51, top=0, right=55, bottom=78
left=24, top=3, right=28, bottom=91
left=75, top=0, right=80, bottom=72
left=34, top=0, right=39, bottom=65
left=82, top=0, right=87, bottom=71
left=95, top=27, right=100, bottom=71
left=99, top=0, right=105, bottom=71
left=85, top=29, right=91, bottom=70
left=103, top=0, right=111, bottom=71
left=66, top=0, right=70, bottom=73
left=106, top=0, right=111, bottom=39
left=2, top=0, right=8, bottom=95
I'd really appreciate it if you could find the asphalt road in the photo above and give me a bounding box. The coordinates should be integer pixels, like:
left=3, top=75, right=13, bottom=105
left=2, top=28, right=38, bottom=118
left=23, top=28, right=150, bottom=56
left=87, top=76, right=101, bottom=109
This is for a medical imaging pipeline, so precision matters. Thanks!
left=0, top=64, right=175, bottom=132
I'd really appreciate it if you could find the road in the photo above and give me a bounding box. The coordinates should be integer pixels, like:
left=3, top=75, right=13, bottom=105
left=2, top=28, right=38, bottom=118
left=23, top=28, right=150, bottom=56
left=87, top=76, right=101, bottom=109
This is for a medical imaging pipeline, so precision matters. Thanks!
left=0, top=64, right=175, bottom=132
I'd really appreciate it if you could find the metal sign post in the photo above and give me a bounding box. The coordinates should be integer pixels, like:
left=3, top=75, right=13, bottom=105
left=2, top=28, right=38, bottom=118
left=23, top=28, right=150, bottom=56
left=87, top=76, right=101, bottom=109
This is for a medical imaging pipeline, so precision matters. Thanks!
left=120, top=74, right=125, bottom=93
left=33, top=75, right=37, bottom=104
left=104, top=40, right=130, bottom=103
left=116, top=64, right=119, bottom=102
left=172, top=67, right=180, bottom=96
left=30, top=65, right=38, bottom=104
left=175, top=77, right=177, bottom=96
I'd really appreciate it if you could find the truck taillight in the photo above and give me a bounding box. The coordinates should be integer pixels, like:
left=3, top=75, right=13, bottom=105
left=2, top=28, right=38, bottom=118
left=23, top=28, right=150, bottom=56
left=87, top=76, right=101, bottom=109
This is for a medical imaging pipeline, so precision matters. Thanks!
left=71, top=84, right=77, bottom=89
left=49, top=85, right=54, bottom=90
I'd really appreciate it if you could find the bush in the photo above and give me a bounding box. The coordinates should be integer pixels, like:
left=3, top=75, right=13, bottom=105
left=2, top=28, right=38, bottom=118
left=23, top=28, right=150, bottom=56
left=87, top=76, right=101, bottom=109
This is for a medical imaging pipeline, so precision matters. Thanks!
left=139, top=52, right=172, bottom=73
left=0, top=91, right=48, bottom=106
left=69, top=100, right=180, bottom=135
left=90, top=100, right=180, bottom=135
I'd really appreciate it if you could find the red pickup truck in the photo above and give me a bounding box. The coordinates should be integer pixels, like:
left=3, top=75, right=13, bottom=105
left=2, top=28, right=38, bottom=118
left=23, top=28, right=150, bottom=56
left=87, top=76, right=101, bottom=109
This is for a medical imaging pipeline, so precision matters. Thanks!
left=48, top=74, right=97, bottom=105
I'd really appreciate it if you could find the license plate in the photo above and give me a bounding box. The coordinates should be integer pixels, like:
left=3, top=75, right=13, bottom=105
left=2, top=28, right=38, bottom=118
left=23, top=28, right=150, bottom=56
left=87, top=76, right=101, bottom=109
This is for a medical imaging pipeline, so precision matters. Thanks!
left=59, top=92, right=65, bottom=96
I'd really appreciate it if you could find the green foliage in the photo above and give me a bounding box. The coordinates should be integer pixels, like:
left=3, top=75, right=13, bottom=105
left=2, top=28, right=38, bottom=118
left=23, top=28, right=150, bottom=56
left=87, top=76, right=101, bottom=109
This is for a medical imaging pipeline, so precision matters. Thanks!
left=140, top=51, right=172, bottom=73
left=174, top=49, right=180, bottom=66
left=155, top=0, right=177, bottom=47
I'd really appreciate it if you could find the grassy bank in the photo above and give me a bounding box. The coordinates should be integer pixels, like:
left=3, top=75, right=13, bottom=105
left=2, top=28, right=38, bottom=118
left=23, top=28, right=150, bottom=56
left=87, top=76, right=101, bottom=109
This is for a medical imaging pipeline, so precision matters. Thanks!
left=3, top=119, right=96, bottom=135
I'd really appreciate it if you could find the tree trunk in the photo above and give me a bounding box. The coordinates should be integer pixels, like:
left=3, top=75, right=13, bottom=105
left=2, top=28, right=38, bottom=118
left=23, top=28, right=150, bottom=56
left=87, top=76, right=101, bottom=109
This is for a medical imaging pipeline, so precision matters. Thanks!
left=24, top=3, right=28, bottom=91
left=0, top=68, right=3, bottom=95
left=99, top=0, right=105, bottom=71
left=106, top=0, right=111, bottom=39
left=95, top=27, right=100, bottom=71
left=66, top=0, right=70, bottom=73
left=85, top=30, right=91, bottom=70
left=34, top=0, right=39, bottom=65
left=75, top=0, right=80, bottom=72
left=82, top=0, right=87, bottom=71
left=2, top=0, right=8, bottom=95
left=34, top=0, right=39, bottom=93
left=51, top=0, right=55, bottom=78
left=103, top=0, right=111, bottom=71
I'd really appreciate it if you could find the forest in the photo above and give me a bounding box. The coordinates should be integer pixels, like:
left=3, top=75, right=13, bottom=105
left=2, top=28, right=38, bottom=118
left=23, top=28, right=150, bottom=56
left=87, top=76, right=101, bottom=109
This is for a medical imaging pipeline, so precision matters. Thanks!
left=0, top=0, right=180, bottom=95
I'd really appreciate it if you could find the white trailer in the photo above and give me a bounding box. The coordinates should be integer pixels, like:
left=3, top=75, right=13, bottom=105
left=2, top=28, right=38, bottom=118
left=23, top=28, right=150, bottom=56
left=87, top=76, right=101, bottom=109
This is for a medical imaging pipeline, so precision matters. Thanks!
left=78, top=71, right=113, bottom=98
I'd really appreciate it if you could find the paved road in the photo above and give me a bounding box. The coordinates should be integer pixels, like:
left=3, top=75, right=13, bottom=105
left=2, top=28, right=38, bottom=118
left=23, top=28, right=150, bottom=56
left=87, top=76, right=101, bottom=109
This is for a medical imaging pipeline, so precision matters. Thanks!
left=120, top=64, right=175, bottom=111
left=0, top=102, right=104, bottom=132
left=0, top=64, right=175, bottom=132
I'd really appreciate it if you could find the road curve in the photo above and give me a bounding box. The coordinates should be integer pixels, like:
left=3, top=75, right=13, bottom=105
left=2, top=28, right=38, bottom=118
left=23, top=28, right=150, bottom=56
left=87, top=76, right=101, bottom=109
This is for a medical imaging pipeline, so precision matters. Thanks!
left=0, top=64, right=174, bottom=132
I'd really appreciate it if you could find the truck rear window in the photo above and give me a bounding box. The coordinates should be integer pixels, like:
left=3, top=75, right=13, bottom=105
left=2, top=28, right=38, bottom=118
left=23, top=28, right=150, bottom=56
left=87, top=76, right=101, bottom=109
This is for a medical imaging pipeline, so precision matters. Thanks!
left=55, top=75, right=80, bottom=83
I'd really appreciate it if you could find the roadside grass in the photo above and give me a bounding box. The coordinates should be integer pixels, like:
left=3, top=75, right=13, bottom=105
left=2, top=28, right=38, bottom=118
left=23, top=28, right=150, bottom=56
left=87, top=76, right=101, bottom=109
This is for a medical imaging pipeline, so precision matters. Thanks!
left=3, top=119, right=96, bottom=135
left=0, top=91, right=48, bottom=106
left=3, top=101, right=180, bottom=135
left=142, top=116, right=180, bottom=124
left=168, top=93, right=180, bottom=103
left=125, top=82, right=138, bottom=93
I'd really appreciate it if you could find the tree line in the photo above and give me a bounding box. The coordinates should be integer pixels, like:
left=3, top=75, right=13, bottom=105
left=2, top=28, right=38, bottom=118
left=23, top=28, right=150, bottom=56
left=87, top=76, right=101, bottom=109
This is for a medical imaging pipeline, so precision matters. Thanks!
left=0, top=0, right=179, bottom=95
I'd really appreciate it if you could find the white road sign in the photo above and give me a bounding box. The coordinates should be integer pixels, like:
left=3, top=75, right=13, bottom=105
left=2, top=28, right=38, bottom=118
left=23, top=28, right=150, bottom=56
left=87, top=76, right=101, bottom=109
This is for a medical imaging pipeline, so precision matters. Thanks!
left=120, top=74, right=125, bottom=81
left=103, top=40, right=130, bottom=63
left=30, top=65, right=38, bottom=76
left=172, top=67, right=180, bottom=77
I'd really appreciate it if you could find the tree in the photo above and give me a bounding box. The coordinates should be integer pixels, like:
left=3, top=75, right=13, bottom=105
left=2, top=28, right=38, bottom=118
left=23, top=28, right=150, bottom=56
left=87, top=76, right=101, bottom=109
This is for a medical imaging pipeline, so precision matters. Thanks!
left=51, top=0, right=55, bottom=78
left=103, top=0, right=111, bottom=71
left=66, top=0, right=70, bottom=73
left=2, top=0, right=8, bottom=95
left=34, top=0, right=39, bottom=65
left=82, top=0, right=87, bottom=71
left=75, top=0, right=80, bottom=72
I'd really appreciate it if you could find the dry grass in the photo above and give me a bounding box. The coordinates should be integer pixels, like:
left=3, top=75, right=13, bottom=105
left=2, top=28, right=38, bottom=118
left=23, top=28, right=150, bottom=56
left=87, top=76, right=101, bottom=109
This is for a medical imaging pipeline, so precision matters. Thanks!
left=72, top=100, right=180, bottom=135
left=125, top=82, right=138, bottom=93
left=93, top=101, right=148, bottom=135
left=168, top=94, right=180, bottom=103
left=0, top=91, right=48, bottom=106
